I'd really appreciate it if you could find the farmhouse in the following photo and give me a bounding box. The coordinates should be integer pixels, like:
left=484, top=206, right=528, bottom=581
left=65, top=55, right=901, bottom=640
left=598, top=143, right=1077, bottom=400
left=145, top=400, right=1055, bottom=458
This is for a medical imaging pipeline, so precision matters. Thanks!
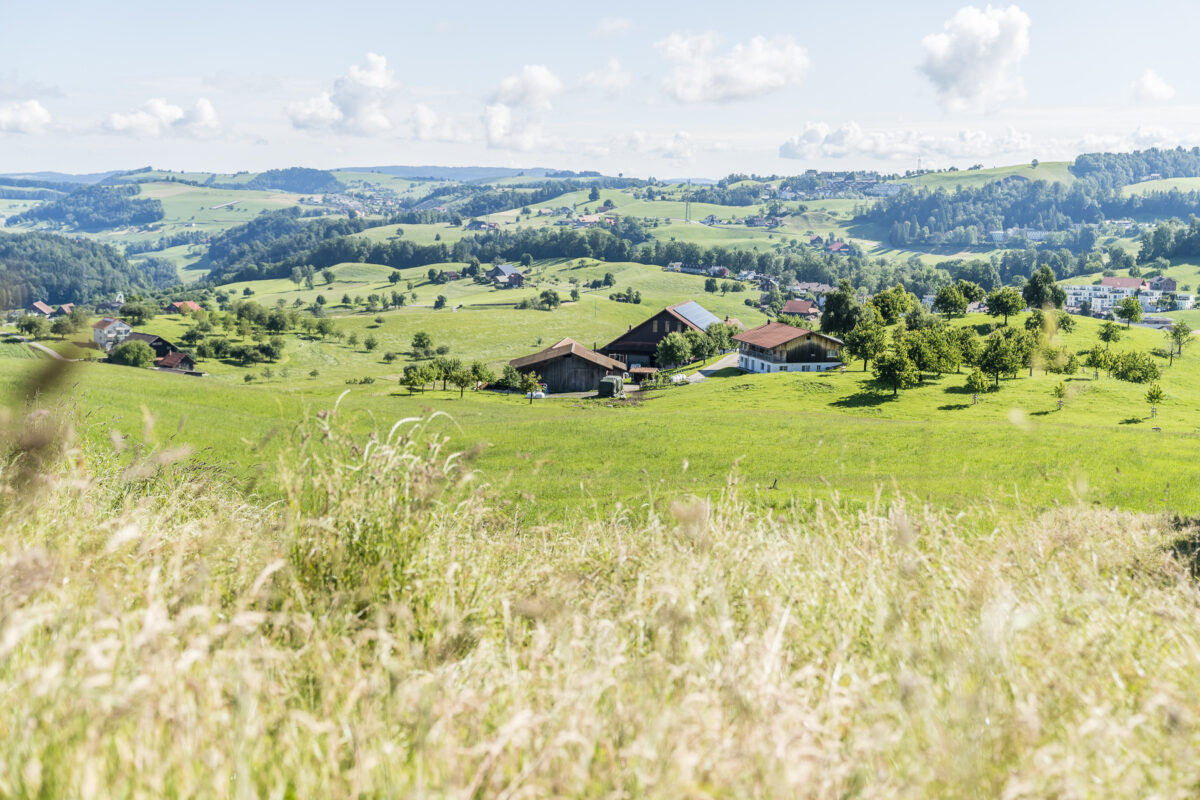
left=125, top=332, right=181, bottom=359
left=1149, top=276, right=1177, bottom=292
left=92, top=317, right=133, bottom=352
left=166, top=300, right=202, bottom=313
left=600, top=300, right=722, bottom=369
left=509, top=338, right=626, bottom=394
left=30, top=301, right=54, bottom=318
left=734, top=321, right=844, bottom=373
left=488, top=263, right=525, bottom=288
left=53, top=303, right=75, bottom=317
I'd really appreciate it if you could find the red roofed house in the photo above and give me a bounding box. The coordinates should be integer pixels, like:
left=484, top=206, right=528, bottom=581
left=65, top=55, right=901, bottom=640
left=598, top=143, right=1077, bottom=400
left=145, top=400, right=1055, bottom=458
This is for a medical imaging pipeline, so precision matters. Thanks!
left=826, top=240, right=849, bottom=254
left=30, top=301, right=54, bottom=317
left=1099, top=277, right=1148, bottom=290
left=781, top=298, right=820, bottom=318
left=166, top=300, right=203, bottom=314
left=734, top=321, right=843, bottom=373
left=509, top=337, right=626, bottom=394
left=92, top=317, right=133, bottom=352
left=52, top=303, right=75, bottom=317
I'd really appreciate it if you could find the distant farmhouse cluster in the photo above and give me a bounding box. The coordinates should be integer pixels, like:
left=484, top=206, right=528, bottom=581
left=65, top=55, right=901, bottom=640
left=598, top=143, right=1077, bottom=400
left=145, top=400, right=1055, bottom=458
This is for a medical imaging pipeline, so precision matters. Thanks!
left=508, top=299, right=846, bottom=394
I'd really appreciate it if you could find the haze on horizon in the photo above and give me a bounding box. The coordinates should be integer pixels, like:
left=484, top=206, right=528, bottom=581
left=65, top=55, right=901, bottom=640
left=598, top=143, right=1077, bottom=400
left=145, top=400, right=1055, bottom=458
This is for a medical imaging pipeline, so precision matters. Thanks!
left=1, top=0, right=1197, bottom=178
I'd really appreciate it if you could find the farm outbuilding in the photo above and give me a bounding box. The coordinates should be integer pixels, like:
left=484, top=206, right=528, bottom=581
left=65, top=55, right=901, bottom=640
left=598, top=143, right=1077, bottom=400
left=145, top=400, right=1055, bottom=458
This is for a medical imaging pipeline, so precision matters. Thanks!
left=509, top=338, right=626, bottom=394
left=599, top=300, right=723, bottom=369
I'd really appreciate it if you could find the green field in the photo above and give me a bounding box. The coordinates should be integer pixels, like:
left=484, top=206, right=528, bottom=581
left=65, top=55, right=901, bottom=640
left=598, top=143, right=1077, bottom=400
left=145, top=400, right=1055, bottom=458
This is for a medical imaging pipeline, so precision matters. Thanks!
left=1122, top=176, right=1200, bottom=196
left=896, top=161, right=1075, bottom=189
left=6, top=308, right=1196, bottom=521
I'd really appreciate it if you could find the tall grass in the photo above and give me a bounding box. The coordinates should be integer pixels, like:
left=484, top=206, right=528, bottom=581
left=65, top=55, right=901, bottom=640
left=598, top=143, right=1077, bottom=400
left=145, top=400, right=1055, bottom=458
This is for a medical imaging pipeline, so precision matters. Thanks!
left=2, top=378, right=1200, bottom=796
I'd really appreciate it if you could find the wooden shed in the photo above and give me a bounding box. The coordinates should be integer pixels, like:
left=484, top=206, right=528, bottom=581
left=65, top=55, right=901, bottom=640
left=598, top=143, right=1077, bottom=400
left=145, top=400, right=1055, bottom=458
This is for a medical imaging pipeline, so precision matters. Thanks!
left=509, top=338, right=627, bottom=394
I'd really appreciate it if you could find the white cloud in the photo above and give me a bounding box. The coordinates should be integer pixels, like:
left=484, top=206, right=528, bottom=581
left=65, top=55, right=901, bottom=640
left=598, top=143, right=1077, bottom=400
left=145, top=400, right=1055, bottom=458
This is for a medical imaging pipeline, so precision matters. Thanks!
left=483, top=103, right=542, bottom=151
left=105, top=97, right=220, bottom=138
left=0, top=99, right=51, bottom=134
left=662, top=131, right=695, bottom=162
left=411, top=104, right=472, bottom=143
left=656, top=32, right=809, bottom=103
left=779, top=121, right=1032, bottom=162
left=918, top=5, right=1031, bottom=111
left=591, top=16, right=634, bottom=37
left=288, top=53, right=394, bottom=135
left=580, top=58, right=632, bottom=98
left=1131, top=69, right=1175, bottom=103
left=492, top=64, right=563, bottom=110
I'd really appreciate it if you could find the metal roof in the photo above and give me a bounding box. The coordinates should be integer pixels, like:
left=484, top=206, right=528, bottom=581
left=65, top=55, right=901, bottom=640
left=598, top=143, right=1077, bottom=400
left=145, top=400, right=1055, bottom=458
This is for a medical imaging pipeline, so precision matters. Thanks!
left=668, top=301, right=721, bottom=332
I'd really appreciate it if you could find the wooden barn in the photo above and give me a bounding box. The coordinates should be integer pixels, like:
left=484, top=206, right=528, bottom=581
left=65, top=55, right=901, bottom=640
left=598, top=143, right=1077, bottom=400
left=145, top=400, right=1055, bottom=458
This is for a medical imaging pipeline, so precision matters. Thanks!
left=509, top=338, right=626, bottom=394
left=599, top=300, right=724, bottom=369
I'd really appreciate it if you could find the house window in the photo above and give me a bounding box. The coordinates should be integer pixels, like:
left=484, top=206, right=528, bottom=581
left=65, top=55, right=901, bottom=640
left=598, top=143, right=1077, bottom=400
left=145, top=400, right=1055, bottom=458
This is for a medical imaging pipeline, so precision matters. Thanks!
left=652, top=320, right=658, bottom=333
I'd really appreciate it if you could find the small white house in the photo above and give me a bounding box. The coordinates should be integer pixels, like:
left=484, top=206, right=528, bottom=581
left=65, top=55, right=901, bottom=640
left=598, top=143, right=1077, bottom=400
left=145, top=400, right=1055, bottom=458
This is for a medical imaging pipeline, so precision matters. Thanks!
left=92, top=317, right=133, bottom=352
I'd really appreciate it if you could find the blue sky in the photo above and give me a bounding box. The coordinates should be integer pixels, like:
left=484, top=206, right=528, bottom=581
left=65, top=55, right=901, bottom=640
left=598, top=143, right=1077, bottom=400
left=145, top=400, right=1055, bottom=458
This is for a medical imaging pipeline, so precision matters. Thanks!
left=1, top=0, right=1196, bottom=176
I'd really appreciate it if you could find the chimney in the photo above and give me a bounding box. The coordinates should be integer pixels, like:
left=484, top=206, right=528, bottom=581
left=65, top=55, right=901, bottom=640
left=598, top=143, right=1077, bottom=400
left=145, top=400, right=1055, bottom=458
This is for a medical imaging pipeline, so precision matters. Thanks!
left=628, top=324, right=631, bottom=330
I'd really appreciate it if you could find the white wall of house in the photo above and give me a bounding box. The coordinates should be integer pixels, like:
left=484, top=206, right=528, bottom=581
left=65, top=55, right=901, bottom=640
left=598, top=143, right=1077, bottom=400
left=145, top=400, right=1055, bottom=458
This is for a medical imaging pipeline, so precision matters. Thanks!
left=738, top=353, right=841, bottom=373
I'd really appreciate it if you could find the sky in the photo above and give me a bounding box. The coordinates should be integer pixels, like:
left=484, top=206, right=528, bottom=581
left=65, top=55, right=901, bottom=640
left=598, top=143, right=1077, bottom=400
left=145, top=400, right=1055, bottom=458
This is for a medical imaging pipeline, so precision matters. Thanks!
left=1, top=0, right=1198, bottom=178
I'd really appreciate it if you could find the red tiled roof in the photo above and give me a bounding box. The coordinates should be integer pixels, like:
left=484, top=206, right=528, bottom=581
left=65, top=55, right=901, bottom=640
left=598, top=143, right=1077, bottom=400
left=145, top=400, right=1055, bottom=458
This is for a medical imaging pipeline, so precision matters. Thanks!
left=31, top=301, right=53, bottom=315
left=781, top=299, right=818, bottom=315
left=1100, top=277, right=1147, bottom=289
left=170, top=300, right=202, bottom=312
left=510, top=338, right=626, bottom=372
left=734, top=321, right=843, bottom=349
left=92, top=317, right=128, bottom=330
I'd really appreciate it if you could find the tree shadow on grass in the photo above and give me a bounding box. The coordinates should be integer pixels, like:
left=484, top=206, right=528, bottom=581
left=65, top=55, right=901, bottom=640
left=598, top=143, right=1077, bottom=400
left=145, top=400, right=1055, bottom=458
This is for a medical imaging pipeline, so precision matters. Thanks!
left=1118, top=416, right=1144, bottom=425
left=938, top=403, right=971, bottom=411
left=831, top=390, right=891, bottom=408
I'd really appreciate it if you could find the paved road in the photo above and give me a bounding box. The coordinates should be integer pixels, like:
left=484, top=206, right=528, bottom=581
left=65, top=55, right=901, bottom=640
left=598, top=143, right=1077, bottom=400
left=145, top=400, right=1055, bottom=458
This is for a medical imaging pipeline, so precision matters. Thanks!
left=8, top=335, right=74, bottom=361
left=687, top=352, right=740, bottom=383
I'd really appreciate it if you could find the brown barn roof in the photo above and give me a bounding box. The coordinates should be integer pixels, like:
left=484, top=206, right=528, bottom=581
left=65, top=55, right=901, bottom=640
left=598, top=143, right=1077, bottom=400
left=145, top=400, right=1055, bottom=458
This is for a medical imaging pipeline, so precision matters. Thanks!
left=734, top=321, right=843, bottom=349
left=510, top=337, right=626, bottom=371
left=31, top=301, right=53, bottom=315
left=155, top=352, right=194, bottom=369
left=781, top=299, right=818, bottom=315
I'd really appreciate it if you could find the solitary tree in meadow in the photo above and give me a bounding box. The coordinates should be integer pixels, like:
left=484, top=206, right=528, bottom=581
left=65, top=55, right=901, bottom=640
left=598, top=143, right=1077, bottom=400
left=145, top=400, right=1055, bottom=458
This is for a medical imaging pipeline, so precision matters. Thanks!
left=1021, top=266, right=1066, bottom=310
left=1146, top=382, right=1164, bottom=417
left=1097, top=321, right=1123, bottom=351
left=844, top=317, right=886, bottom=371
left=1115, top=297, right=1143, bottom=328
left=871, top=348, right=919, bottom=396
left=1167, top=320, right=1191, bottom=365
left=986, top=287, right=1024, bottom=326
left=978, top=329, right=1022, bottom=388
left=363, top=334, right=378, bottom=352
left=411, top=331, right=433, bottom=358
left=49, top=317, right=75, bottom=339
left=932, top=284, right=968, bottom=318
left=322, top=269, right=335, bottom=285
left=449, top=367, right=474, bottom=398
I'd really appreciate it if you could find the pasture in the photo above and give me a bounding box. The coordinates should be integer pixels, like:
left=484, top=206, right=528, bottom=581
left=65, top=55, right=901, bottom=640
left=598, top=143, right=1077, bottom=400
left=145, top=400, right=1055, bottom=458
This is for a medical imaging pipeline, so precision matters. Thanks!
left=5, top=307, right=1196, bottom=522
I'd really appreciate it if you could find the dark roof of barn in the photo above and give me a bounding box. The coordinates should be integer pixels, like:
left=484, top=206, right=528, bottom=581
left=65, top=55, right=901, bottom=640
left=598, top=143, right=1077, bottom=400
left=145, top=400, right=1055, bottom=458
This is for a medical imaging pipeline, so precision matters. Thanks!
left=510, top=337, right=626, bottom=371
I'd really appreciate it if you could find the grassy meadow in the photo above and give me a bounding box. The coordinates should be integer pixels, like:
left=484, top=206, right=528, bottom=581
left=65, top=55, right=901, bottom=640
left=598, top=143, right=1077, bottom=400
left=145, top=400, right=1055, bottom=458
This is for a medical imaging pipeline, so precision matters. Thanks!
left=3, top=381, right=1200, bottom=796
left=897, top=161, right=1076, bottom=189
left=5, top=302, right=1197, bottom=522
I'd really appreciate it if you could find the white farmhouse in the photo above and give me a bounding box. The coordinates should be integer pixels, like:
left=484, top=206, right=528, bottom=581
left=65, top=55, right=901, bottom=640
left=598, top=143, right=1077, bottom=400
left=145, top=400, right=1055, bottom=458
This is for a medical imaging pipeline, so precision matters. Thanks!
left=734, top=321, right=844, bottom=373
left=92, top=317, right=133, bottom=352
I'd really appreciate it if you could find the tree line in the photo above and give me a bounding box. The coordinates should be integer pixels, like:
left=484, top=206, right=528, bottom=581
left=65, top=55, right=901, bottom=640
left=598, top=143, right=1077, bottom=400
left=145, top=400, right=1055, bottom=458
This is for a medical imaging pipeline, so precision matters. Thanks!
left=7, top=184, right=165, bottom=231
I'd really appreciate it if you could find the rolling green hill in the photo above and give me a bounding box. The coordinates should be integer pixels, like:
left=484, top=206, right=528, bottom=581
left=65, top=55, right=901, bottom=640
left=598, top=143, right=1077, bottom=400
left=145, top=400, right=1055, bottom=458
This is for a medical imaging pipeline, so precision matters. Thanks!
left=896, top=161, right=1075, bottom=190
